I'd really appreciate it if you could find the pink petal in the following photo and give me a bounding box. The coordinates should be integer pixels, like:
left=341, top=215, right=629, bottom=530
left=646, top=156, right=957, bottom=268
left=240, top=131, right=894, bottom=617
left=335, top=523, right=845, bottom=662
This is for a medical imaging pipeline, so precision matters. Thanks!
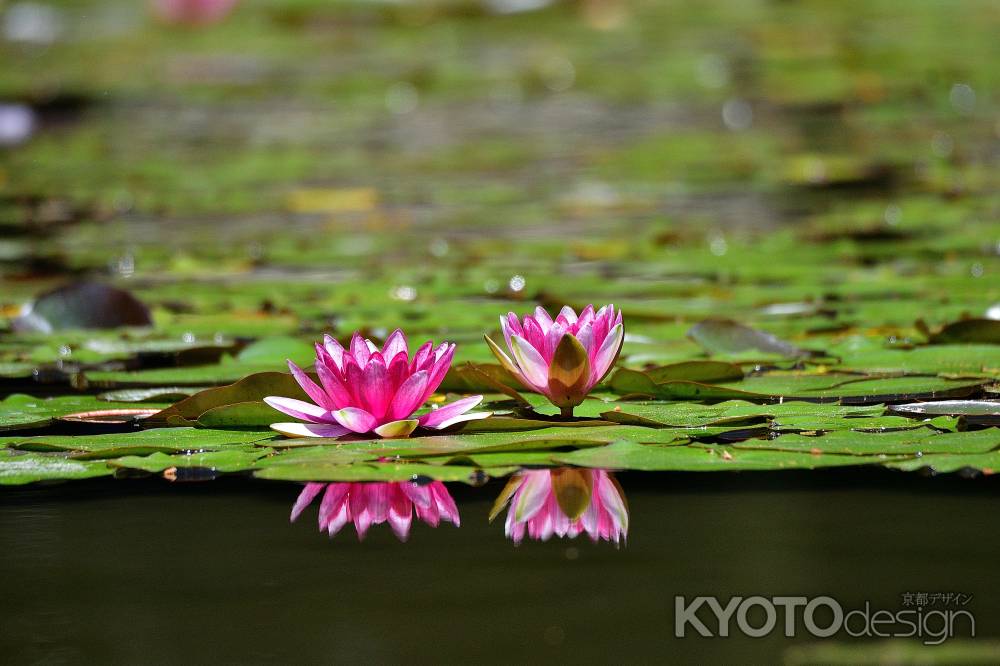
left=350, top=333, right=371, bottom=366
left=410, top=341, right=434, bottom=373
left=576, top=304, right=595, bottom=331
left=386, top=370, right=429, bottom=421
left=322, top=334, right=346, bottom=371
left=290, top=482, right=325, bottom=522
left=365, top=483, right=390, bottom=524
left=314, top=358, right=353, bottom=409
left=415, top=495, right=441, bottom=527
left=430, top=482, right=460, bottom=526
left=509, top=335, right=549, bottom=389
left=381, top=329, right=408, bottom=362
left=332, top=407, right=378, bottom=433
left=342, top=358, right=365, bottom=406
left=263, top=396, right=332, bottom=424
left=522, top=317, right=547, bottom=358
left=288, top=360, right=335, bottom=410
left=533, top=306, right=553, bottom=331
left=575, top=322, right=595, bottom=356
left=542, top=323, right=565, bottom=363
left=512, top=470, right=552, bottom=523
left=420, top=343, right=455, bottom=402
left=417, top=395, right=483, bottom=429
left=326, top=502, right=351, bottom=537
left=387, top=484, right=413, bottom=541
left=386, top=352, right=411, bottom=395
left=400, top=481, right=433, bottom=508
left=558, top=305, right=578, bottom=324
left=425, top=411, right=490, bottom=430
left=318, top=483, right=350, bottom=531
left=361, top=353, right=390, bottom=418
left=591, top=322, right=624, bottom=385
left=269, top=422, right=351, bottom=439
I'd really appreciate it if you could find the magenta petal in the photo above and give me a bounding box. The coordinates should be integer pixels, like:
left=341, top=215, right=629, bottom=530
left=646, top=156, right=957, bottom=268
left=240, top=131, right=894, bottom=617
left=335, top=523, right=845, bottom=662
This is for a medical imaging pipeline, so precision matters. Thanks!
left=400, top=481, right=433, bottom=508
left=522, top=317, right=546, bottom=357
left=326, top=503, right=351, bottom=537
left=415, top=496, right=441, bottom=527
left=417, top=395, right=483, bottom=429
left=290, top=482, right=324, bottom=522
left=322, top=334, right=346, bottom=371
left=343, top=359, right=365, bottom=406
left=421, top=344, right=455, bottom=402
left=332, top=407, right=378, bottom=433
left=263, top=396, right=331, bottom=424
left=410, top=341, right=433, bottom=373
left=430, top=482, right=460, bottom=526
left=361, top=355, right=390, bottom=418
left=533, top=306, right=553, bottom=330
left=512, top=471, right=552, bottom=523
left=508, top=336, right=549, bottom=388
left=381, top=329, right=408, bottom=362
left=350, top=333, right=371, bottom=366
left=315, top=359, right=352, bottom=409
left=386, top=352, right=410, bottom=395
left=591, top=322, right=624, bottom=384
left=388, top=485, right=413, bottom=541
left=270, top=422, right=351, bottom=438
left=386, top=370, right=429, bottom=421
left=318, top=483, right=350, bottom=532
left=288, top=360, right=335, bottom=410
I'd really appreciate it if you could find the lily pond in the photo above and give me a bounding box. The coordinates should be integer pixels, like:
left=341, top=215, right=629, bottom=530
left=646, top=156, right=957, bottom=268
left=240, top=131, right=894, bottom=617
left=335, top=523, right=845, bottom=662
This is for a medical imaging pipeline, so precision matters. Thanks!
left=2, top=0, right=1000, bottom=663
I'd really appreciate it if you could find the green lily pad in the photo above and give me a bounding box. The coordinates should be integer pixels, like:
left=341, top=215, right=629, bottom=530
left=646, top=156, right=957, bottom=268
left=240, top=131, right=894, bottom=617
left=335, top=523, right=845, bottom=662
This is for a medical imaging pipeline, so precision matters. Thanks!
left=2, top=428, right=276, bottom=459
left=0, top=449, right=112, bottom=485
left=0, top=394, right=171, bottom=432
left=553, top=440, right=906, bottom=471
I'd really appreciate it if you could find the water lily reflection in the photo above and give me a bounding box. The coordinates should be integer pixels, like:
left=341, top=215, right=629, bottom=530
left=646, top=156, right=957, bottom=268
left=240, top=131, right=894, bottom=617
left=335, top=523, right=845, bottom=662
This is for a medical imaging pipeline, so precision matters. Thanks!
left=291, top=481, right=460, bottom=541
left=490, top=468, right=628, bottom=544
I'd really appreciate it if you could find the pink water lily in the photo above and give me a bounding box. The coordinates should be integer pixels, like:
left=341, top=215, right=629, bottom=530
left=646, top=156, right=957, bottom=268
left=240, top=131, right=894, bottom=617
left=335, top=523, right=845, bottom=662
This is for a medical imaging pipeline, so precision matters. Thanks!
left=152, top=0, right=238, bottom=25
left=485, top=304, right=624, bottom=415
left=265, top=330, right=489, bottom=439
left=490, top=468, right=628, bottom=544
left=292, top=481, right=460, bottom=541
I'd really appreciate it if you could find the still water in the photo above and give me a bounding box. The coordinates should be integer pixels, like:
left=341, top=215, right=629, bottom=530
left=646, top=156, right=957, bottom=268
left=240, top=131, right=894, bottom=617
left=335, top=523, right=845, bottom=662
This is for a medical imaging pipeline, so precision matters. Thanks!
left=3, top=469, right=999, bottom=664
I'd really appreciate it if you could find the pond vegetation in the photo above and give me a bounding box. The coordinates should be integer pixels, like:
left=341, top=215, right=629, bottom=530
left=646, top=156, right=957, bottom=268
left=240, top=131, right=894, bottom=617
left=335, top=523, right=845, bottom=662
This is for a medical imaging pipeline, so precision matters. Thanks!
left=1, top=0, right=999, bottom=662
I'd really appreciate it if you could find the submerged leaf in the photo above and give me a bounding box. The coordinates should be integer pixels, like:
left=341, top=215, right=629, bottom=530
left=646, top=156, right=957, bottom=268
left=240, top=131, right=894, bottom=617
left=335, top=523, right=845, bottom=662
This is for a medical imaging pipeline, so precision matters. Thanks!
left=687, top=319, right=808, bottom=357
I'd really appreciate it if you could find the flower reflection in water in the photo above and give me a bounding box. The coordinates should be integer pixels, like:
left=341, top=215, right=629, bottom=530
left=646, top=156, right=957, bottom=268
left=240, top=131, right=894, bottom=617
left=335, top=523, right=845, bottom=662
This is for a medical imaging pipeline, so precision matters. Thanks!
left=291, top=481, right=460, bottom=541
left=490, top=468, right=628, bottom=544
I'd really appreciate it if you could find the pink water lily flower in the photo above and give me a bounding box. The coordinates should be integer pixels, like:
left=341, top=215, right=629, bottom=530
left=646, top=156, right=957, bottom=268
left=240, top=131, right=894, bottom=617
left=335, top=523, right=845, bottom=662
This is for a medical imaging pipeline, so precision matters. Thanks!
left=490, top=468, right=628, bottom=544
left=292, top=481, right=460, bottom=541
left=485, top=304, right=624, bottom=415
left=152, top=0, right=238, bottom=25
left=265, top=330, right=489, bottom=439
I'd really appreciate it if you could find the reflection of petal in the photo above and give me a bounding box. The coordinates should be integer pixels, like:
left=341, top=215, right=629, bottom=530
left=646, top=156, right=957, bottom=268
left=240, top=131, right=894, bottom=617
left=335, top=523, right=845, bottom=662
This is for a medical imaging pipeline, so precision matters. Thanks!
left=290, top=480, right=460, bottom=541
left=497, top=468, right=628, bottom=544
left=290, top=483, right=324, bottom=522
left=513, top=471, right=552, bottom=523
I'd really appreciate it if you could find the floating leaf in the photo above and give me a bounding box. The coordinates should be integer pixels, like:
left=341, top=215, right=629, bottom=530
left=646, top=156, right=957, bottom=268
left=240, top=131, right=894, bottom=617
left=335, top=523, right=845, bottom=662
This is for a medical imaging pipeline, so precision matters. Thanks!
left=0, top=449, right=112, bottom=485
left=554, top=441, right=904, bottom=471
left=3, top=428, right=275, bottom=459
left=928, top=319, right=1000, bottom=345
left=146, top=372, right=306, bottom=425
left=11, top=282, right=152, bottom=333
left=687, top=319, right=808, bottom=357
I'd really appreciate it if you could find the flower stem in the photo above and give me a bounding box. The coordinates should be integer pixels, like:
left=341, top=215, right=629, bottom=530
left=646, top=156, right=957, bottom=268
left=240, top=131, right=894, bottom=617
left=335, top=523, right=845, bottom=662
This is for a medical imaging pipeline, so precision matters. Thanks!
left=560, top=406, right=574, bottom=418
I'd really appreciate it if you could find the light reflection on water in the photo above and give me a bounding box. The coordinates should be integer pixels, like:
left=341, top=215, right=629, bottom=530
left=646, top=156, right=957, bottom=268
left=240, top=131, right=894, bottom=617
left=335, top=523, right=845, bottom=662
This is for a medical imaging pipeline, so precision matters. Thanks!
left=3, top=473, right=1000, bottom=662
left=288, top=468, right=629, bottom=544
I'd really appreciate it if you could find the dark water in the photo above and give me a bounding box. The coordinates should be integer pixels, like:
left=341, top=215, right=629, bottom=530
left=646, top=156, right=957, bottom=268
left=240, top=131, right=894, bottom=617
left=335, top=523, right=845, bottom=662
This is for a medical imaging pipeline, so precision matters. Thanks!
left=3, top=471, right=999, bottom=664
